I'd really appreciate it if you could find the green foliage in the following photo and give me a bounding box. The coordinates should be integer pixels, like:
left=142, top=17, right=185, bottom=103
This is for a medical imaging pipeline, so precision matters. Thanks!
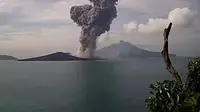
left=186, top=58, right=200, bottom=94
left=146, top=58, right=200, bottom=112
left=145, top=80, right=183, bottom=112
left=173, top=93, right=200, bottom=112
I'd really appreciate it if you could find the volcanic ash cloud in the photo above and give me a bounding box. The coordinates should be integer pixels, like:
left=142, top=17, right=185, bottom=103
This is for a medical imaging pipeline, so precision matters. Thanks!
left=70, top=0, right=118, bottom=58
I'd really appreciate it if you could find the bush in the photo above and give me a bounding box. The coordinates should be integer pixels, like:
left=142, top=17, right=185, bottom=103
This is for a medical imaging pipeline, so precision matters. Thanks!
left=145, top=58, right=200, bottom=112
left=186, top=58, right=200, bottom=94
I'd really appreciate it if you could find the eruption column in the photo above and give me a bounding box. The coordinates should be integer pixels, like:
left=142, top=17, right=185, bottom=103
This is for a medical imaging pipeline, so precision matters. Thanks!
left=70, top=0, right=118, bottom=58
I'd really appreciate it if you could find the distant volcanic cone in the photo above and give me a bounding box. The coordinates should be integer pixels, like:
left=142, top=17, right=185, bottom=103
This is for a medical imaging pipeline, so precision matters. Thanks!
left=70, top=0, right=118, bottom=58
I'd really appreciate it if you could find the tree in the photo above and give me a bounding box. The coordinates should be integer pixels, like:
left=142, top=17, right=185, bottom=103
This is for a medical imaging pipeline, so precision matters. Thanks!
left=145, top=23, right=200, bottom=112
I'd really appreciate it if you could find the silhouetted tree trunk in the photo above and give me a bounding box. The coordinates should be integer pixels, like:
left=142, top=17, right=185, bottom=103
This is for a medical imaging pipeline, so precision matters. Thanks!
left=161, top=23, right=183, bottom=85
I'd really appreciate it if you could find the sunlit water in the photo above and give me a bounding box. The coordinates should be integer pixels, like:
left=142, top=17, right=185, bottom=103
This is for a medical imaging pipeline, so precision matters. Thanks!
left=0, top=57, right=189, bottom=112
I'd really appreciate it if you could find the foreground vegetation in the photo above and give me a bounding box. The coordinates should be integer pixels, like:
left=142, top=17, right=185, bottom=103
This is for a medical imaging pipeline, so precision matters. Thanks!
left=146, top=58, right=200, bottom=112
left=145, top=23, right=200, bottom=112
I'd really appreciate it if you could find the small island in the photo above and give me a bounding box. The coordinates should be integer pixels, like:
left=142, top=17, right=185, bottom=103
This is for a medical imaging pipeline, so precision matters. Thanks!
left=18, top=52, right=104, bottom=61
left=0, top=55, right=18, bottom=60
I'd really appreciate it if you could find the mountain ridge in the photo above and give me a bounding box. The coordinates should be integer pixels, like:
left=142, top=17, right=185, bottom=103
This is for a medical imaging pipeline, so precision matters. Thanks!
left=96, top=40, right=176, bottom=59
left=18, top=52, right=104, bottom=61
left=14, top=40, right=176, bottom=61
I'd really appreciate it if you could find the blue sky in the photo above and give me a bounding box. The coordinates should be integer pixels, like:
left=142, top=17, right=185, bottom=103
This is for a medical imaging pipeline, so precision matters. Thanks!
left=0, top=0, right=199, bottom=58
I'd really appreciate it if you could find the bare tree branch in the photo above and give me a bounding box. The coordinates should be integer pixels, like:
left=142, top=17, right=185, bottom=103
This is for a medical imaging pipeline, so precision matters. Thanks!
left=161, top=23, right=183, bottom=85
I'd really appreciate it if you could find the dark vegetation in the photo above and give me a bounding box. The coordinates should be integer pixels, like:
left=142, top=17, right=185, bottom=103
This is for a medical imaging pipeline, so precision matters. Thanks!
left=145, top=23, right=200, bottom=112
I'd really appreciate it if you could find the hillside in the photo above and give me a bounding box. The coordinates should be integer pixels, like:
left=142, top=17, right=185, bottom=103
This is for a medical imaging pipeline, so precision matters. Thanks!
left=0, top=55, right=18, bottom=60
left=18, top=52, right=104, bottom=61
left=96, top=40, right=176, bottom=59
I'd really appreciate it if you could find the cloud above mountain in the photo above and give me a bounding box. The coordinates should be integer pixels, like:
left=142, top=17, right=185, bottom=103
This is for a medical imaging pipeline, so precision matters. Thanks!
left=124, top=8, right=196, bottom=33
left=0, top=0, right=199, bottom=58
left=121, top=7, right=199, bottom=56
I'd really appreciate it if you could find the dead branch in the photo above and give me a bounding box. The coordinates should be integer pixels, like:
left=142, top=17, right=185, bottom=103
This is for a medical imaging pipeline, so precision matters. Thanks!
left=161, top=23, right=183, bottom=85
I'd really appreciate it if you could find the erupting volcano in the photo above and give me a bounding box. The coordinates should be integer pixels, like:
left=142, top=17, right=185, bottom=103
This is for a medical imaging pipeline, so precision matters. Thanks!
left=70, top=0, right=118, bottom=58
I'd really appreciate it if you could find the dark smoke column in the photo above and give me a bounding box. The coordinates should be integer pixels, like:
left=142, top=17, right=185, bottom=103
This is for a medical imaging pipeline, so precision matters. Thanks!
left=70, top=0, right=118, bottom=58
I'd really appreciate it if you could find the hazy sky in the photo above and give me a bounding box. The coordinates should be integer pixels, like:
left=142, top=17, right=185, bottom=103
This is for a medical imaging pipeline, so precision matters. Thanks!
left=0, top=0, right=199, bottom=58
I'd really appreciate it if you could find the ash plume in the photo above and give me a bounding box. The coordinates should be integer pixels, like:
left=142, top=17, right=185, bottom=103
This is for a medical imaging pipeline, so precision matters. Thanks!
left=70, top=0, right=118, bottom=58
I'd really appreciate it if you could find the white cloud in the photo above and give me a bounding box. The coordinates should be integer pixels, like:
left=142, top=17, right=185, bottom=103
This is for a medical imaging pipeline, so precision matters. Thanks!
left=138, top=18, right=168, bottom=33
left=115, top=7, right=199, bottom=56
left=123, top=21, right=138, bottom=33
left=0, top=0, right=199, bottom=57
left=0, top=0, right=87, bottom=58
left=168, top=8, right=196, bottom=27
left=124, top=8, right=196, bottom=33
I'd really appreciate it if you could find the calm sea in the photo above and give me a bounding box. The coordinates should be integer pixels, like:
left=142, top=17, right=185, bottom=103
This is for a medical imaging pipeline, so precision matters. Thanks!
left=0, top=57, right=189, bottom=112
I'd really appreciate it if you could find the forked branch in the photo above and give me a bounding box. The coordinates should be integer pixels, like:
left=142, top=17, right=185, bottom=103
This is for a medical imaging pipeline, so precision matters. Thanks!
left=161, top=23, right=183, bottom=85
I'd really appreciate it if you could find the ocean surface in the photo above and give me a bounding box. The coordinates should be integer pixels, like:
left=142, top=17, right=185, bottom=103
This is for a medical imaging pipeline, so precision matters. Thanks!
left=0, top=57, right=189, bottom=112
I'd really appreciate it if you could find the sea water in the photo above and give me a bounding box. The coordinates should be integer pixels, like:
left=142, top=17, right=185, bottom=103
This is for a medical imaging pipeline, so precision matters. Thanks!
left=0, top=57, right=189, bottom=112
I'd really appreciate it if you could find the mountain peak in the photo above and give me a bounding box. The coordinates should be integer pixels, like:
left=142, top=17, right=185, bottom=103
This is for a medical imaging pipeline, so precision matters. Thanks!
left=118, top=40, right=139, bottom=49
left=120, top=40, right=126, bottom=43
left=119, top=40, right=132, bottom=45
left=96, top=41, right=176, bottom=59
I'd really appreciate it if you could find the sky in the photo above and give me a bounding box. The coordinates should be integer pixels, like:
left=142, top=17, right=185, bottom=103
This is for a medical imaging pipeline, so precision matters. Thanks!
left=0, top=0, right=199, bottom=58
